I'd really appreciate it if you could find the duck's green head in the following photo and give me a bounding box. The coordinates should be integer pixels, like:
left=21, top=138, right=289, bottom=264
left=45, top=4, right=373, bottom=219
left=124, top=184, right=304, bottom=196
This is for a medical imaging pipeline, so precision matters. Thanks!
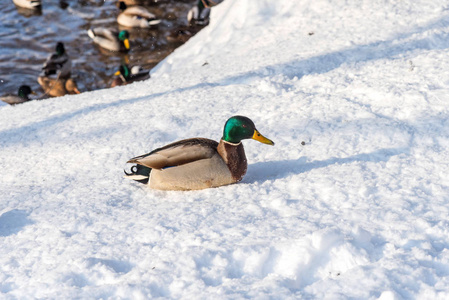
left=222, top=116, right=274, bottom=145
left=118, top=30, right=130, bottom=49
left=55, top=42, right=65, bottom=56
left=115, top=64, right=130, bottom=80
left=18, top=85, right=35, bottom=99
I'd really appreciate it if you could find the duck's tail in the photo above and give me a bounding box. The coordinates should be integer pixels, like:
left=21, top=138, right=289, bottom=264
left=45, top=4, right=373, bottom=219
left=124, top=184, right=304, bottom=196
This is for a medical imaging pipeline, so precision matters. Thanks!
left=124, top=164, right=151, bottom=184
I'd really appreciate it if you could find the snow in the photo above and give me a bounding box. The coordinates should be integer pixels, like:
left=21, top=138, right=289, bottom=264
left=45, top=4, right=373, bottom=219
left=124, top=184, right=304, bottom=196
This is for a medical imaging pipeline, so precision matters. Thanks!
left=1, top=0, right=449, bottom=298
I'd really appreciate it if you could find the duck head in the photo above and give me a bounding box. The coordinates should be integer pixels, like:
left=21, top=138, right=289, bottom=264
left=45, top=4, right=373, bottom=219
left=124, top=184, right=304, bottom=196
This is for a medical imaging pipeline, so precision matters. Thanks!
left=115, top=64, right=130, bottom=81
left=118, top=30, right=130, bottom=50
left=55, top=42, right=65, bottom=56
left=222, top=116, right=274, bottom=145
left=18, top=85, right=35, bottom=100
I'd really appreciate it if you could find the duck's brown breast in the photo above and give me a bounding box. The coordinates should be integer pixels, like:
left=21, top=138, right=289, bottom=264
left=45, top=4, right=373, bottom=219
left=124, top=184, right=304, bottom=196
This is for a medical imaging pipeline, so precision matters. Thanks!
left=217, top=140, right=247, bottom=182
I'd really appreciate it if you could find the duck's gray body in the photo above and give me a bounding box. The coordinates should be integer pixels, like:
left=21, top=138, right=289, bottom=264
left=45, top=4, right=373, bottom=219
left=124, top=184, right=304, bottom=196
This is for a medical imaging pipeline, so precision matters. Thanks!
left=1, top=94, right=29, bottom=105
left=87, top=28, right=127, bottom=52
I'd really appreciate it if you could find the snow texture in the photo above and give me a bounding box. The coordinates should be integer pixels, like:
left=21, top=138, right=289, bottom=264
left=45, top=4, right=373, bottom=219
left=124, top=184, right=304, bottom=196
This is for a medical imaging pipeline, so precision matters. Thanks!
left=1, top=0, right=449, bottom=298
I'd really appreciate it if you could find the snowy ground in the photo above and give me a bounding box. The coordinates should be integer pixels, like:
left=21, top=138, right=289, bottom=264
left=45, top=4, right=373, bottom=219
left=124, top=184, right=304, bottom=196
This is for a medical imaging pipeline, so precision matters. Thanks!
left=1, top=0, right=449, bottom=298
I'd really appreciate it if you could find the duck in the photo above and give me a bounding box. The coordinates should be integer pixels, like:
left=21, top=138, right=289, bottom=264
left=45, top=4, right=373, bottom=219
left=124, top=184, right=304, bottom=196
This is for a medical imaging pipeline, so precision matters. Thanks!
left=12, top=0, right=41, bottom=9
left=87, top=28, right=130, bottom=52
left=117, top=1, right=161, bottom=28
left=1, top=85, right=36, bottom=105
left=187, top=0, right=213, bottom=26
left=42, top=42, right=72, bottom=79
left=111, top=64, right=150, bottom=87
left=124, top=116, right=274, bottom=190
left=37, top=76, right=80, bottom=97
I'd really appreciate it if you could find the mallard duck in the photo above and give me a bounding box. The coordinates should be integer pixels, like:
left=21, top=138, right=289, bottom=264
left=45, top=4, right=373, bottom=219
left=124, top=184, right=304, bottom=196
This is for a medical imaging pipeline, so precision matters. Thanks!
left=42, top=42, right=72, bottom=79
left=87, top=28, right=130, bottom=52
left=187, top=0, right=212, bottom=26
left=111, top=64, right=150, bottom=87
left=12, top=0, right=41, bottom=9
left=117, top=1, right=161, bottom=28
left=124, top=116, right=274, bottom=190
left=1, top=85, right=36, bottom=105
left=37, top=76, right=80, bottom=97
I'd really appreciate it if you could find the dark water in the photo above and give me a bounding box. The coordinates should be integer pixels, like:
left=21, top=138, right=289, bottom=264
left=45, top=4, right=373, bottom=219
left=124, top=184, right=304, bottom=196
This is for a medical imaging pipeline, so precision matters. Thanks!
left=0, top=0, right=202, bottom=98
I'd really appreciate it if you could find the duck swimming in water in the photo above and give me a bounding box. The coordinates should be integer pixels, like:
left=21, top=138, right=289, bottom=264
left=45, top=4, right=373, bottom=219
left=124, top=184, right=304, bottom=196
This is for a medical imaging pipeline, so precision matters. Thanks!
left=87, top=28, right=130, bottom=52
left=117, top=1, right=161, bottom=28
left=1, top=85, right=36, bottom=105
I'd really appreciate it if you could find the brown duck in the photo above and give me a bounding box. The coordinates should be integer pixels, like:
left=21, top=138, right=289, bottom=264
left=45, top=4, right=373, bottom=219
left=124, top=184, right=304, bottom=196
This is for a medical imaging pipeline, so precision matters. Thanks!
left=37, top=76, right=80, bottom=97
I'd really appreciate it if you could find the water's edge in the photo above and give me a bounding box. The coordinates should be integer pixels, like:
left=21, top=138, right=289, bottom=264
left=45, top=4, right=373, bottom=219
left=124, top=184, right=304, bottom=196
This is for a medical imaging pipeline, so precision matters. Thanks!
left=0, top=0, right=200, bottom=99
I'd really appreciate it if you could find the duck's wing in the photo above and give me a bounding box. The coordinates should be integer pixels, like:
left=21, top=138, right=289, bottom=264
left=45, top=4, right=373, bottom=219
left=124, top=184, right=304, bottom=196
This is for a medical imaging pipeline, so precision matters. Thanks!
left=127, top=138, right=219, bottom=169
left=43, top=53, right=68, bottom=68
left=88, top=28, right=117, bottom=41
left=124, top=6, right=157, bottom=19
left=88, top=28, right=121, bottom=51
left=43, top=54, right=71, bottom=77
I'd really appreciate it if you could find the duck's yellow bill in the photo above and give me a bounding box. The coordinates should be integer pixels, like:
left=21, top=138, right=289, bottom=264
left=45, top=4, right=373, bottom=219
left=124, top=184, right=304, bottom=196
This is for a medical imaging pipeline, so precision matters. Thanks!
left=124, top=39, right=130, bottom=50
left=114, top=70, right=120, bottom=76
left=252, top=129, right=274, bottom=145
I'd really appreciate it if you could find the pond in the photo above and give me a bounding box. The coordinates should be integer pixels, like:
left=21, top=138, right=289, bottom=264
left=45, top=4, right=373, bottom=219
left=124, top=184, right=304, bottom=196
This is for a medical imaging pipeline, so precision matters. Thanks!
left=0, top=0, right=205, bottom=100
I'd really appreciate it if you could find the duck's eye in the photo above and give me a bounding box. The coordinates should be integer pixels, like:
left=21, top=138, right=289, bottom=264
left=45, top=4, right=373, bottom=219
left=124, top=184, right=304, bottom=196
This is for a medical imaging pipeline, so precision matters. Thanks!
left=242, top=124, right=247, bottom=128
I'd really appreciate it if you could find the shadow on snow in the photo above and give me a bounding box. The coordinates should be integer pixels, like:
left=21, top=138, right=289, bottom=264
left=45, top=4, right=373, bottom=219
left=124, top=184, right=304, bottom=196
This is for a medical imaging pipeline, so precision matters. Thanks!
left=244, top=147, right=408, bottom=183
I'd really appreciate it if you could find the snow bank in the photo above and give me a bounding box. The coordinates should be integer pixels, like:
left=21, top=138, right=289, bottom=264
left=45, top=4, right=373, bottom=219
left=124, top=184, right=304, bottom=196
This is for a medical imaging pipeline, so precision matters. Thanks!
left=1, top=0, right=449, bottom=298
